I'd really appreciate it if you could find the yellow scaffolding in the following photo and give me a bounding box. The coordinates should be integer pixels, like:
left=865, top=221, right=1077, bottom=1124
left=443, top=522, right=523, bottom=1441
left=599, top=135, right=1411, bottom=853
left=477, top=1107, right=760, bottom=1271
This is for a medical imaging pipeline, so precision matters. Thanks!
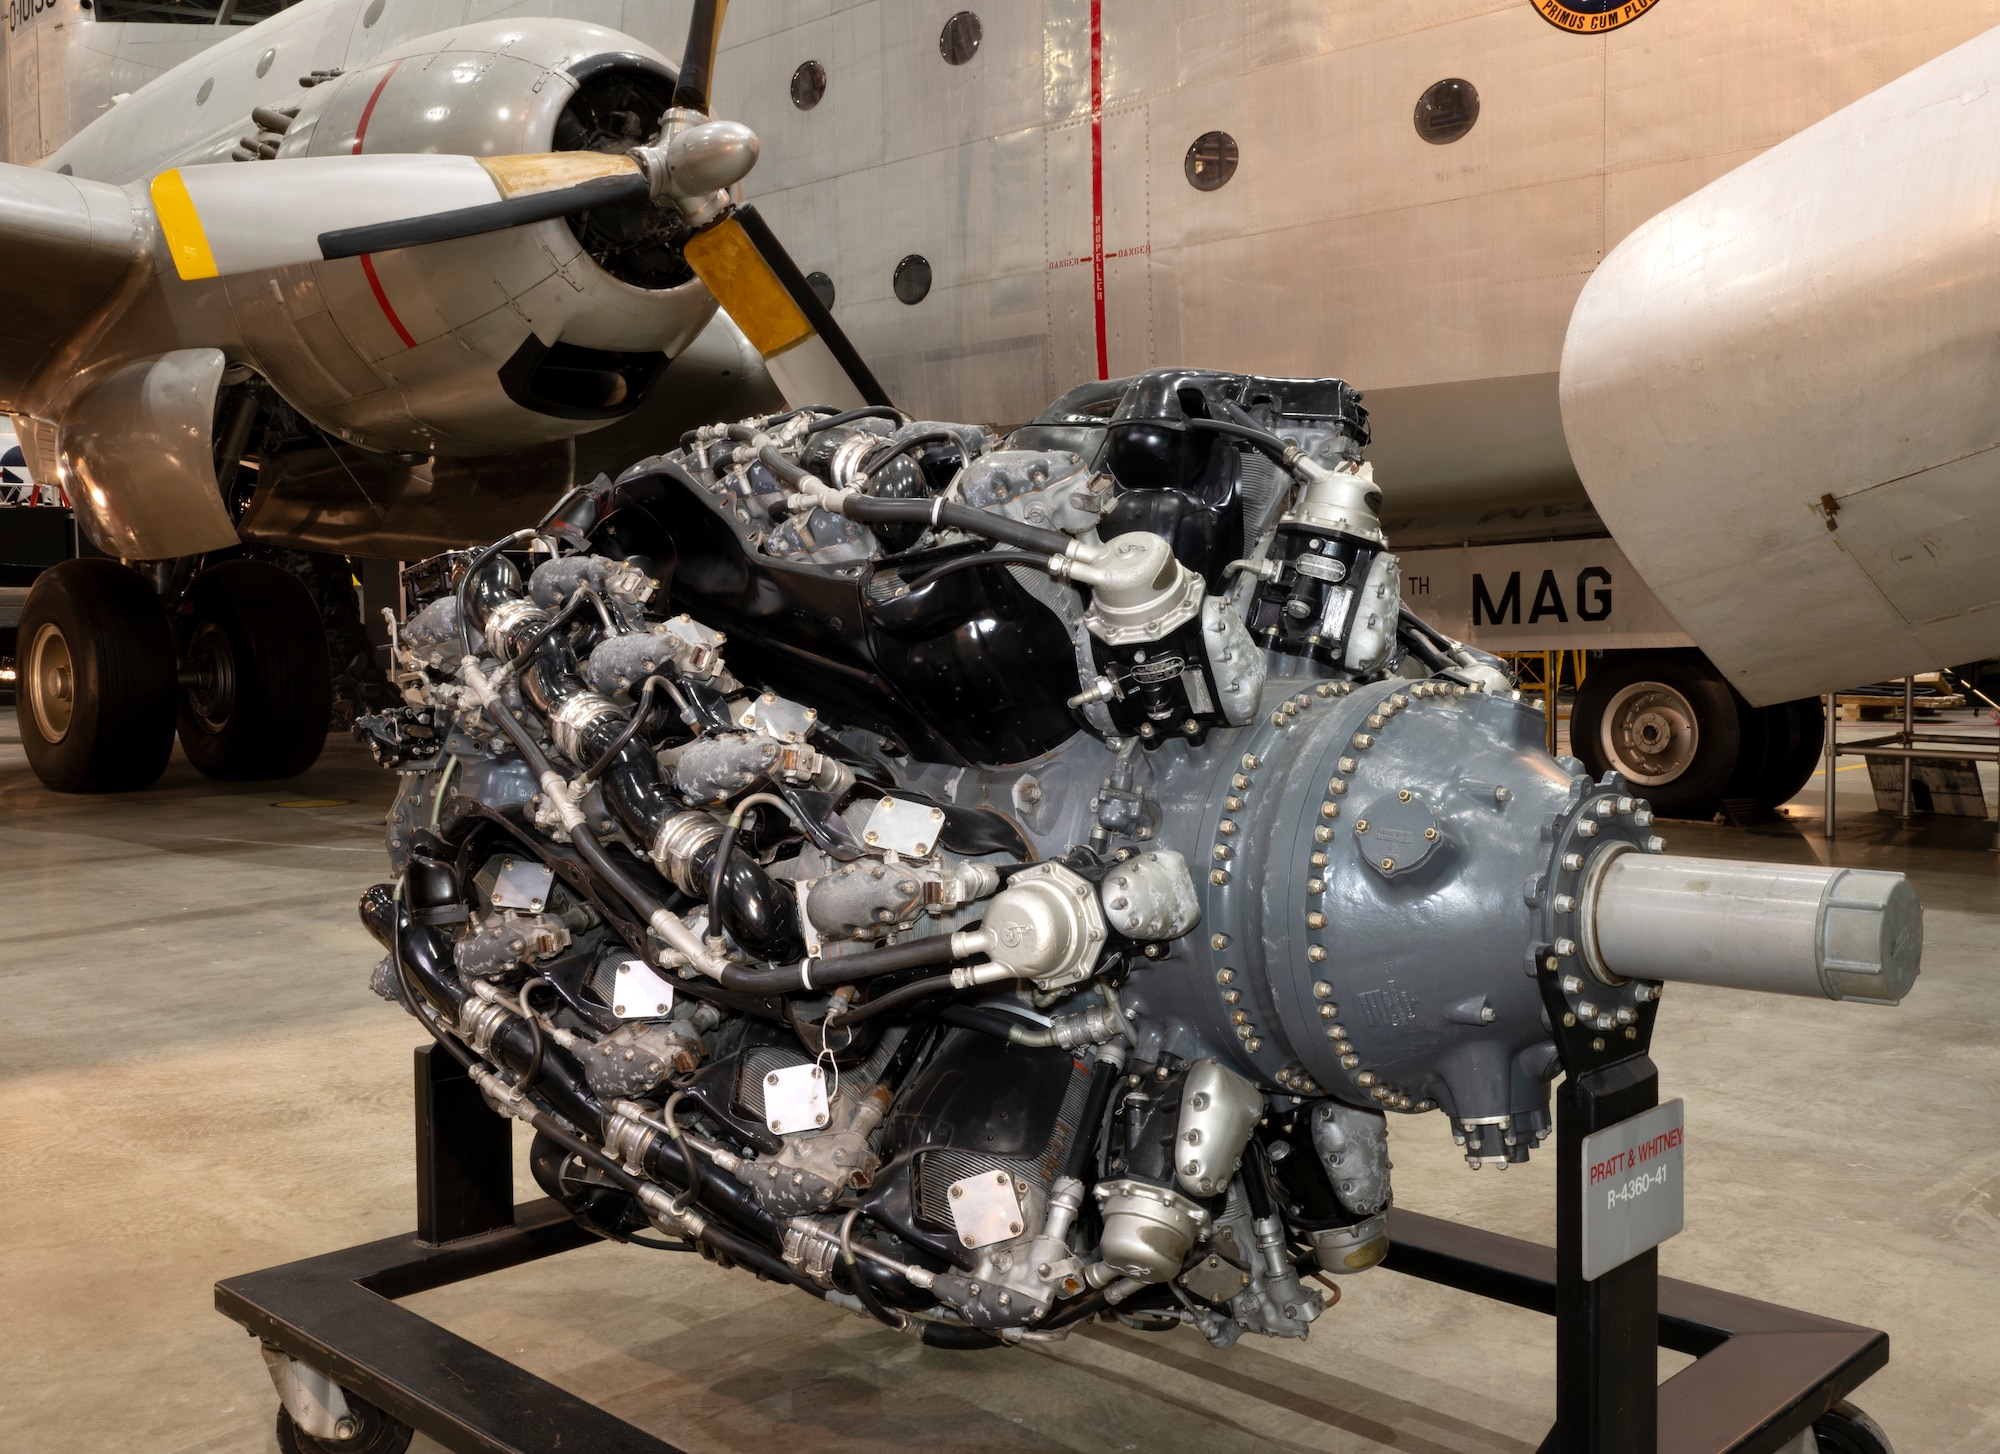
left=1499, top=650, right=1589, bottom=754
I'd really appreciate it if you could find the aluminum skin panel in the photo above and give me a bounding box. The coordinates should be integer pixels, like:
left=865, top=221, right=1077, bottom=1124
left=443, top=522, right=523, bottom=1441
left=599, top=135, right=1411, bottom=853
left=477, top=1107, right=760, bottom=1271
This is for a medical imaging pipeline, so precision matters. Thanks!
left=55, top=346, right=240, bottom=557
left=0, top=163, right=148, bottom=412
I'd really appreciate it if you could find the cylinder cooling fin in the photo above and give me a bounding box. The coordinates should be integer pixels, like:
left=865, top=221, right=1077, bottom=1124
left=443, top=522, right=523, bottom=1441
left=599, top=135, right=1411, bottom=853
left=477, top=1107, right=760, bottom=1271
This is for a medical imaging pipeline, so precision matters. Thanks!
left=556, top=57, right=694, bottom=291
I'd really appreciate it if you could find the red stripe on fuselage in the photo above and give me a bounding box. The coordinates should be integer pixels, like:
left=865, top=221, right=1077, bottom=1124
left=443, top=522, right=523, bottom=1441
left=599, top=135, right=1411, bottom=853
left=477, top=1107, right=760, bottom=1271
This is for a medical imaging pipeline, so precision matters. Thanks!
left=352, top=62, right=415, bottom=347
left=359, top=253, right=418, bottom=348
left=1089, top=0, right=1107, bottom=381
left=351, top=59, right=400, bottom=154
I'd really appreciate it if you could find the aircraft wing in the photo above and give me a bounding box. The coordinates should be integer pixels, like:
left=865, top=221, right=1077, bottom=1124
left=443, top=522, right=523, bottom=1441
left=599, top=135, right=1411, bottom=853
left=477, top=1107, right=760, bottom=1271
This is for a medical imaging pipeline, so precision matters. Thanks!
left=0, top=164, right=151, bottom=417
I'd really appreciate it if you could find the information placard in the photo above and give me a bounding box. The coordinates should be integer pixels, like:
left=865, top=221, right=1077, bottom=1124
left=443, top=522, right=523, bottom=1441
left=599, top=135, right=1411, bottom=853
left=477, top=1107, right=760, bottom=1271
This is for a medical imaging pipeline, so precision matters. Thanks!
left=1581, top=1098, right=1685, bottom=1280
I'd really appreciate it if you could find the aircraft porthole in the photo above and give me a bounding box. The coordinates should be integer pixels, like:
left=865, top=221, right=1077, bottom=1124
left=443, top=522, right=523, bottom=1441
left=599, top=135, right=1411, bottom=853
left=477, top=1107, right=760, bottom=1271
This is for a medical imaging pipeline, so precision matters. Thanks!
left=1184, top=131, right=1238, bottom=192
left=256, top=48, right=277, bottom=79
left=940, top=12, right=982, bottom=66
left=1414, top=78, right=1479, bottom=144
left=807, top=271, right=836, bottom=309
left=362, top=0, right=384, bottom=28
left=791, top=60, right=827, bottom=110
left=196, top=78, right=214, bottom=106
left=893, top=255, right=932, bottom=305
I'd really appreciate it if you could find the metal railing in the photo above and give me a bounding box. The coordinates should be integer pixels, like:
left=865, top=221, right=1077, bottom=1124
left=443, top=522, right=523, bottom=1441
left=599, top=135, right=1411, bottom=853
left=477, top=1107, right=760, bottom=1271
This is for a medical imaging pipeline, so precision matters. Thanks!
left=1823, top=676, right=2000, bottom=838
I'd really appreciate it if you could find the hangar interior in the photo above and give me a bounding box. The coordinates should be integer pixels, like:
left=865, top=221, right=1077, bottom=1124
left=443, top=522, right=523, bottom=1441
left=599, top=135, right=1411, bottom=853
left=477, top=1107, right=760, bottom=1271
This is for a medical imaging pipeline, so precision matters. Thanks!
left=4, top=706, right=1996, bottom=1453
left=6, top=1, right=2000, bottom=1452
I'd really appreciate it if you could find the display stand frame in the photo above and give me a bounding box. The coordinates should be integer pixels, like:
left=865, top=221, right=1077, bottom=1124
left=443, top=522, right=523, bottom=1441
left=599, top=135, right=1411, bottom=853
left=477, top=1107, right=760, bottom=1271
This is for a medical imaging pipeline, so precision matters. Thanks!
left=214, top=1045, right=1889, bottom=1454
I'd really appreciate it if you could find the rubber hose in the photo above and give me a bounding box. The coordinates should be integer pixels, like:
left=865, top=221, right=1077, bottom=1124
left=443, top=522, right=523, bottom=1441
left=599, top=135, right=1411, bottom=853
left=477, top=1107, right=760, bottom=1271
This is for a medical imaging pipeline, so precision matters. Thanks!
left=1241, top=1140, right=1280, bottom=1221
left=919, top=1322, right=1004, bottom=1350
left=758, top=444, right=813, bottom=489
left=1041, top=1287, right=1113, bottom=1330
left=804, top=405, right=904, bottom=435
left=373, top=856, right=614, bottom=1138
left=859, top=428, right=968, bottom=475
left=901, top=551, right=1046, bottom=593
left=582, top=676, right=660, bottom=784
left=457, top=532, right=532, bottom=657
left=838, top=495, right=1072, bottom=557
left=723, top=932, right=964, bottom=997
left=1183, top=415, right=1294, bottom=465
left=639, top=1137, right=775, bottom=1238
left=1063, top=1055, right=1122, bottom=1182
left=824, top=972, right=961, bottom=1027
left=840, top=1255, right=908, bottom=1331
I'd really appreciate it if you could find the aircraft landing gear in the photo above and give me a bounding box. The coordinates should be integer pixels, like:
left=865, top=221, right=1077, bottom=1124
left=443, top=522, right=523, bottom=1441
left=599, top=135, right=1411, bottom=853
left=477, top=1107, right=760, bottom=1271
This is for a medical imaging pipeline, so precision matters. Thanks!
left=16, top=558, right=177, bottom=792
left=1572, top=650, right=1826, bottom=820
left=175, top=558, right=332, bottom=781
left=17, top=555, right=333, bottom=793
left=1571, top=649, right=1740, bottom=819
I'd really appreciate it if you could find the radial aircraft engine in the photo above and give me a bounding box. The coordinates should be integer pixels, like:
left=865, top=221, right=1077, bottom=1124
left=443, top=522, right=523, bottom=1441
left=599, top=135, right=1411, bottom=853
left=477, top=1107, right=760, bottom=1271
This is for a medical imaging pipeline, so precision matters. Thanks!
left=340, top=369, right=1920, bottom=1390
left=7, top=0, right=872, bottom=793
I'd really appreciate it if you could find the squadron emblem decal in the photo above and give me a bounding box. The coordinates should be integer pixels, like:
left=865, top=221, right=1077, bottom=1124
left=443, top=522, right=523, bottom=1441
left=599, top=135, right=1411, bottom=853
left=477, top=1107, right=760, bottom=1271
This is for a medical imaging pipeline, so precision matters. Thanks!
left=1534, top=0, right=1660, bottom=33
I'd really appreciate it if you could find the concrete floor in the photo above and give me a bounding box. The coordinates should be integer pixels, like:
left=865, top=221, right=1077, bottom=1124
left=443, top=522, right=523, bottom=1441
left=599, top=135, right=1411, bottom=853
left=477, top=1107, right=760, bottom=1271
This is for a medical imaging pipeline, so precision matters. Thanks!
left=2, top=708, right=1996, bottom=1453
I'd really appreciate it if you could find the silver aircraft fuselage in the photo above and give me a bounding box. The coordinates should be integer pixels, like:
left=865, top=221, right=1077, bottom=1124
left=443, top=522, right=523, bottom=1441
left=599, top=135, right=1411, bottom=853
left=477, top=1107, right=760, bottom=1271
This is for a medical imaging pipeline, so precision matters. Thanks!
left=26, top=0, right=2000, bottom=513
left=12, top=0, right=2000, bottom=697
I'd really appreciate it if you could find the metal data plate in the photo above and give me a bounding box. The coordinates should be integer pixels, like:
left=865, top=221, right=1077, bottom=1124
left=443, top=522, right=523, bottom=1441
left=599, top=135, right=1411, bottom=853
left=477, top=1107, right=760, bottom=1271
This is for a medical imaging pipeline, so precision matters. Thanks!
left=489, top=858, right=554, bottom=911
left=743, top=692, right=818, bottom=743
left=763, top=1063, right=829, bottom=1136
left=1180, top=1252, right=1252, bottom=1304
left=610, top=960, right=676, bottom=1020
left=948, top=1169, right=1027, bottom=1249
left=1581, top=1097, right=1685, bottom=1281
left=862, top=796, right=946, bottom=857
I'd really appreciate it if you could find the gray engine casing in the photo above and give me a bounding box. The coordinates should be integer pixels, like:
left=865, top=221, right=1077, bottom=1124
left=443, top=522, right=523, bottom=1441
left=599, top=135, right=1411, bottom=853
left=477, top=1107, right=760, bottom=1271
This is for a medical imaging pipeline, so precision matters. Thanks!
left=895, top=678, right=1658, bottom=1161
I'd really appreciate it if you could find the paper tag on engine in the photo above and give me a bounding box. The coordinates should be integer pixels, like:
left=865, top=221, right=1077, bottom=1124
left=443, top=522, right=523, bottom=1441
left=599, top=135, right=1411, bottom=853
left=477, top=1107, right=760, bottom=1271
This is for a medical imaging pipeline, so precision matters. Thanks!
left=611, top=960, right=675, bottom=1019
left=948, top=1169, right=1027, bottom=1249
left=763, top=1063, right=829, bottom=1135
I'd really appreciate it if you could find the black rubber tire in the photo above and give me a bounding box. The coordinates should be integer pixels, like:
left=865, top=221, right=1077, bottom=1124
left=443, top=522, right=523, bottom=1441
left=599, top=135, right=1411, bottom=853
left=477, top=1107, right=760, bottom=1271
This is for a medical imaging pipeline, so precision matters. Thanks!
left=16, top=558, right=176, bottom=793
left=1758, top=697, right=1826, bottom=809
left=275, top=1395, right=415, bottom=1454
left=1812, top=1399, right=1894, bottom=1454
left=1570, top=650, right=1741, bottom=820
left=176, top=558, right=331, bottom=780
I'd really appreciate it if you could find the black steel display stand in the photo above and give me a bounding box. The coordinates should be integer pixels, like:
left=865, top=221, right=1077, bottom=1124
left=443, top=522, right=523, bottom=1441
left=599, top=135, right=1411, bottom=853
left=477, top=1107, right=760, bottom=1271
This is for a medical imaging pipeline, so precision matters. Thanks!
left=216, top=1045, right=1888, bottom=1454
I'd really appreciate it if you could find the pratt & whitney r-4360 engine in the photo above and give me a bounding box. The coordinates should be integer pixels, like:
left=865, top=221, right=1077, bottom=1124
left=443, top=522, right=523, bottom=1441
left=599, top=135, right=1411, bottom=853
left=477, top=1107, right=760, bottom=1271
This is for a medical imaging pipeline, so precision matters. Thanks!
left=355, top=370, right=1920, bottom=1348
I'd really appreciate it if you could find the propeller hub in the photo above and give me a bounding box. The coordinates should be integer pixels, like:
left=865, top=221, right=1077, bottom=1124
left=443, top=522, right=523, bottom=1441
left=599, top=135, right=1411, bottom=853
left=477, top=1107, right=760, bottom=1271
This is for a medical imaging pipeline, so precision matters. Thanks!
left=633, top=118, right=759, bottom=213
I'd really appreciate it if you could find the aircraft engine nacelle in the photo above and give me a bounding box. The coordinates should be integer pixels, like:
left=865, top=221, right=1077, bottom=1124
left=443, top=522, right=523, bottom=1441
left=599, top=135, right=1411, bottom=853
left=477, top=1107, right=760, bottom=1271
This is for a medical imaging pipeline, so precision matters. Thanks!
left=1560, top=23, right=2000, bottom=701
left=223, top=19, right=718, bottom=457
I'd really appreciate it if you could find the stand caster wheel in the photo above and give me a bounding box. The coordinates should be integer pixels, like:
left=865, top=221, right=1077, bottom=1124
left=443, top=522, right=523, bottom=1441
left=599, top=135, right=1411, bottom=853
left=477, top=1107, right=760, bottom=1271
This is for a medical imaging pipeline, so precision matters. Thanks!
left=1812, top=1399, right=1893, bottom=1454
left=275, top=1394, right=414, bottom=1454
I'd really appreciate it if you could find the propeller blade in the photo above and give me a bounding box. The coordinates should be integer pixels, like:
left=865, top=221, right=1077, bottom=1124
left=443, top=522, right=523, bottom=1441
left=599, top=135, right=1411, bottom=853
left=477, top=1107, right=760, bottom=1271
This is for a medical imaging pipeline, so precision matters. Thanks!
left=150, top=151, right=646, bottom=281
left=674, top=0, right=731, bottom=114
left=683, top=204, right=892, bottom=410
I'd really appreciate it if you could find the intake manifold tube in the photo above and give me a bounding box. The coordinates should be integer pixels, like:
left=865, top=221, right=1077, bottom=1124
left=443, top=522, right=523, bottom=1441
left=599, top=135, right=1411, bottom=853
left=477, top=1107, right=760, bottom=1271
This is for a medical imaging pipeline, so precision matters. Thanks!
left=1577, top=847, right=1921, bottom=1005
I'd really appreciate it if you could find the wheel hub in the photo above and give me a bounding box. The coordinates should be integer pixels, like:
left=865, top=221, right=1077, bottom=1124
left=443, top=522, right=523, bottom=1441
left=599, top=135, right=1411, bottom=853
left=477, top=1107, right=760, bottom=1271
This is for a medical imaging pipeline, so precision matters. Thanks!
left=1601, top=681, right=1699, bottom=786
left=27, top=622, right=75, bottom=743
left=182, top=620, right=238, bottom=734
